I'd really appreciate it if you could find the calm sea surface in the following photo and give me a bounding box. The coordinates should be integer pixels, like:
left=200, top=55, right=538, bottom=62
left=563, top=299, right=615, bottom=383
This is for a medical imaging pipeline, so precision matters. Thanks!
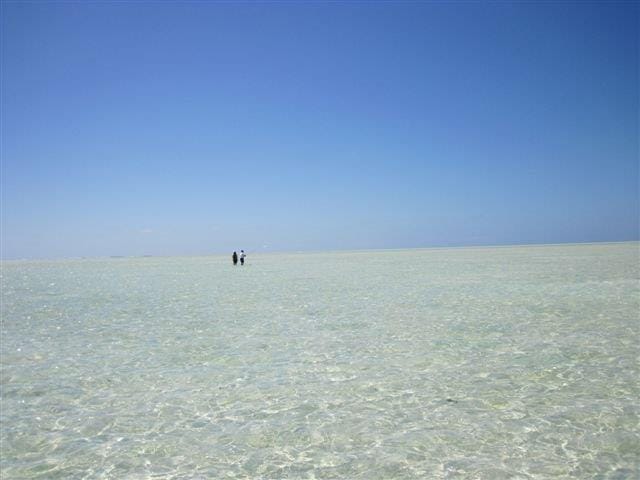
left=1, top=243, right=638, bottom=479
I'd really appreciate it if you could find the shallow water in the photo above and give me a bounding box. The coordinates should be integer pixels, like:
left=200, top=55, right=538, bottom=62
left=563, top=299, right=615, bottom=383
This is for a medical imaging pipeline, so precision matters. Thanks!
left=1, top=243, right=638, bottom=479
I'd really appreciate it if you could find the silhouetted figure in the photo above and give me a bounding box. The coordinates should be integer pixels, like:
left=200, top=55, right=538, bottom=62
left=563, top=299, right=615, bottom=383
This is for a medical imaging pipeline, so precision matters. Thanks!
left=240, top=250, right=246, bottom=265
left=232, top=251, right=238, bottom=265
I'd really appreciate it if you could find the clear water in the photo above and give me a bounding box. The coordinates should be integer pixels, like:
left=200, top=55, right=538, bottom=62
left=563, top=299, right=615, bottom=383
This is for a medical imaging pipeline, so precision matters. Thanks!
left=1, top=243, right=638, bottom=479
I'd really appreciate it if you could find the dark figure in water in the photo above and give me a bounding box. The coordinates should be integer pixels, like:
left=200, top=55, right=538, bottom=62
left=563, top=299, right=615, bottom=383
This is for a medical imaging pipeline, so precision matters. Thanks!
left=232, top=251, right=238, bottom=265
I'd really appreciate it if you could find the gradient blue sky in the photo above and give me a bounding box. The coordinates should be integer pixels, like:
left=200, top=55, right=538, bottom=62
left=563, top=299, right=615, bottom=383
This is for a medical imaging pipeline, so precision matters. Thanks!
left=2, top=1, right=638, bottom=259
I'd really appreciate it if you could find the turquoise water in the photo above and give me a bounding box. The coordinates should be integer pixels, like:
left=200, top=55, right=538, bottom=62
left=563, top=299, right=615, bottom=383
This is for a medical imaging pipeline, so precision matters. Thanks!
left=1, top=243, right=638, bottom=479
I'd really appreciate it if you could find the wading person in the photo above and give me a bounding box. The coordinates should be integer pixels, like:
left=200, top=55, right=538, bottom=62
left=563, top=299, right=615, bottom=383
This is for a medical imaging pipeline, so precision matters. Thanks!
left=240, top=250, right=246, bottom=265
left=232, top=251, right=238, bottom=265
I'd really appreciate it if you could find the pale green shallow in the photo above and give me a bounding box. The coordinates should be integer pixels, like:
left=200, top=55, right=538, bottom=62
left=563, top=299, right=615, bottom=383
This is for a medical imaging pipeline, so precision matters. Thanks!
left=1, top=243, right=638, bottom=479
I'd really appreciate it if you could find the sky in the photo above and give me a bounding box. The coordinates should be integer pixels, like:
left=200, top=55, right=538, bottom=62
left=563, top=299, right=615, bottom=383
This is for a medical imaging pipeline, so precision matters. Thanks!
left=1, top=1, right=638, bottom=259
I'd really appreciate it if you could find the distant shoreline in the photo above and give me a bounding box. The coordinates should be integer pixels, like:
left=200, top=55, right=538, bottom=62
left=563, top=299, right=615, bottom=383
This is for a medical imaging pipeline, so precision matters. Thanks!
left=2, top=240, right=638, bottom=263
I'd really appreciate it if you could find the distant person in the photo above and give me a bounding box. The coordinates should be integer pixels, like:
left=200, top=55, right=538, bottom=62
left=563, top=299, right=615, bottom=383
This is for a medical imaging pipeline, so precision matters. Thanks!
left=232, top=251, right=238, bottom=266
left=240, top=250, right=246, bottom=265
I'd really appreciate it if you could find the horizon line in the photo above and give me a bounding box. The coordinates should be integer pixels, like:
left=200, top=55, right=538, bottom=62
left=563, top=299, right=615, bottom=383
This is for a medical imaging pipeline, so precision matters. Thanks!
left=1, top=239, right=638, bottom=262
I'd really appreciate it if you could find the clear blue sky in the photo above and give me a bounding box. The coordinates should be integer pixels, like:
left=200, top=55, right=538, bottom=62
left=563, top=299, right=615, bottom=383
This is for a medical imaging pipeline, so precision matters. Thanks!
left=1, top=1, right=638, bottom=259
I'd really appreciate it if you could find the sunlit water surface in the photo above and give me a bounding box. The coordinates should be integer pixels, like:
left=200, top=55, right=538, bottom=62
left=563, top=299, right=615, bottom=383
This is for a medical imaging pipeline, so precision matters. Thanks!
left=1, top=243, right=638, bottom=479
